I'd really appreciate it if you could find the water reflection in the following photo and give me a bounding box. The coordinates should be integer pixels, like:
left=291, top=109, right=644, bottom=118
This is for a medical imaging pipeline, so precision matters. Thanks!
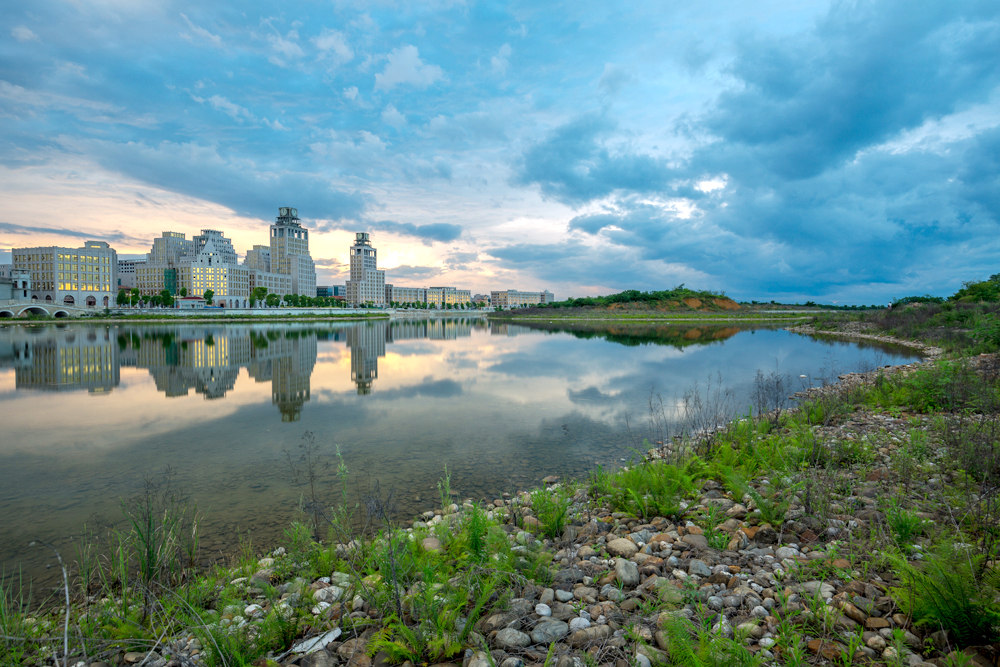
left=1, top=318, right=924, bottom=589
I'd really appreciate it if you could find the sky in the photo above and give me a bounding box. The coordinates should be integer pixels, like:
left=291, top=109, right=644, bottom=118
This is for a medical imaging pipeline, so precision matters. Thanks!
left=1, top=0, right=998, bottom=304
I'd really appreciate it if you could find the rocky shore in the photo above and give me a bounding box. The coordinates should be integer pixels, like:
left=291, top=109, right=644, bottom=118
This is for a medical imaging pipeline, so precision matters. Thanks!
left=14, top=348, right=1000, bottom=667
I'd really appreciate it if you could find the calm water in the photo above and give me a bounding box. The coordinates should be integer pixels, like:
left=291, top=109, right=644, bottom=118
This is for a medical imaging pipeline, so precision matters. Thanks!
left=0, top=318, right=920, bottom=585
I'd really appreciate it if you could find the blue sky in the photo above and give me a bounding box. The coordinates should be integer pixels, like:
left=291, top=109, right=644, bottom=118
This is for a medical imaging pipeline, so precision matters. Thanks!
left=1, top=0, right=998, bottom=303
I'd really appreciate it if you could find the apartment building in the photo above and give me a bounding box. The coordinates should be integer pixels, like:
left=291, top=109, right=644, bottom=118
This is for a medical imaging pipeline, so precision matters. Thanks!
left=270, top=208, right=316, bottom=297
left=12, top=240, right=118, bottom=307
left=490, top=289, right=556, bottom=308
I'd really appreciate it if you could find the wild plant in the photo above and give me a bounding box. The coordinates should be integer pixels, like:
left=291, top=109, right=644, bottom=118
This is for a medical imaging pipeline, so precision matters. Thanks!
left=590, top=459, right=696, bottom=520
left=890, top=543, right=1000, bottom=647
left=751, top=363, right=792, bottom=428
left=884, top=500, right=926, bottom=546
left=530, top=488, right=571, bottom=539
left=283, top=430, right=331, bottom=539
left=438, top=464, right=453, bottom=511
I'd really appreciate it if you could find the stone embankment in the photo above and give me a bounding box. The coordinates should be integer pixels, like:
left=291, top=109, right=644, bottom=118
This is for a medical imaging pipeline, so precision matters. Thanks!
left=784, top=322, right=944, bottom=360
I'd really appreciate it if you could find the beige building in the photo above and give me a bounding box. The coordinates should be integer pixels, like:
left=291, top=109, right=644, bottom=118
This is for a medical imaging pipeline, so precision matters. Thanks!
left=428, top=286, right=472, bottom=306
left=269, top=208, right=316, bottom=297
left=137, top=230, right=250, bottom=307
left=0, top=266, right=31, bottom=301
left=245, top=245, right=271, bottom=272
left=12, top=241, right=118, bottom=307
left=385, top=285, right=427, bottom=304
left=346, top=232, right=385, bottom=306
left=490, top=289, right=556, bottom=309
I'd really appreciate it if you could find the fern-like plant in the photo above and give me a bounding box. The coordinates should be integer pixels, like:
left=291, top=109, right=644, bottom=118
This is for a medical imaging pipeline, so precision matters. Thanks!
left=891, top=544, right=1000, bottom=647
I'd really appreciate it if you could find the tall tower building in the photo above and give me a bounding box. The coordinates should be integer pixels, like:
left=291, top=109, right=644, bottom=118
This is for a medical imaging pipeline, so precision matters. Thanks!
left=345, top=232, right=385, bottom=306
left=269, top=207, right=317, bottom=297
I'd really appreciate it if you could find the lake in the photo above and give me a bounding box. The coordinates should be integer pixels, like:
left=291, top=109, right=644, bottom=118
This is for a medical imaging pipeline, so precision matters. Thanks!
left=0, top=317, right=920, bottom=585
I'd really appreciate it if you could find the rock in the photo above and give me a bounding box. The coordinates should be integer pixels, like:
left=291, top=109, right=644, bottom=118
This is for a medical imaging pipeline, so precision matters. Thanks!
left=577, top=546, right=596, bottom=560
left=500, top=659, right=524, bottom=667
left=123, top=653, right=146, bottom=664
left=531, top=619, right=570, bottom=644
left=568, top=625, right=612, bottom=647
left=244, top=603, right=265, bottom=619
left=554, top=568, right=585, bottom=584
left=535, top=603, right=552, bottom=617
left=801, top=581, right=835, bottom=600
left=313, top=586, right=345, bottom=603
left=615, top=559, right=640, bottom=587
left=865, top=617, right=891, bottom=630
left=573, top=587, right=598, bottom=602
left=866, top=635, right=887, bottom=651
left=494, top=628, right=531, bottom=650
left=569, top=617, right=591, bottom=632
left=607, top=538, right=638, bottom=558
left=634, top=653, right=651, bottom=667
left=422, top=537, right=443, bottom=553
left=808, top=639, right=845, bottom=660
left=682, top=534, right=708, bottom=549
left=301, top=652, right=338, bottom=667
left=687, top=559, right=712, bottom=577
left=600, top=584, right=624, bottom=602
left=467, top=651, right=491, bottom=667
left=775, top=547, right=798, bottom=560
left=555, top=589, right=574, bottom=603
left=539, top=588, right=555, bottom=605
left=482, top=613, right=520, bottom=634
left=338, top=638, right=369, bottom=660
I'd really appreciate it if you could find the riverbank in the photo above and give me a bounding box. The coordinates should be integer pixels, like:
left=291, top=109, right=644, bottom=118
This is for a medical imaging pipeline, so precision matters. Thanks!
left=489, top=312, right=813, bottom=323
left=5, top=336, right=998, bottom=667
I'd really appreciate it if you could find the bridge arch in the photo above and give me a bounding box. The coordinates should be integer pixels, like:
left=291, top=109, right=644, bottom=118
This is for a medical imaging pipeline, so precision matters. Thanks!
left=0, top=309, right=14, bottom=318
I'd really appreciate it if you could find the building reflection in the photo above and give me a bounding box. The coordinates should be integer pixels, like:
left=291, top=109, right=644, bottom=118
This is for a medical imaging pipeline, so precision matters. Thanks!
left=0, top=319, right=487, bottom=414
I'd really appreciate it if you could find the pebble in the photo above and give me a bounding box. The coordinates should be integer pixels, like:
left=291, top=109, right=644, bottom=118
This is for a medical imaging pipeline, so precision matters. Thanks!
left=535, top=603, right=552, bottom=617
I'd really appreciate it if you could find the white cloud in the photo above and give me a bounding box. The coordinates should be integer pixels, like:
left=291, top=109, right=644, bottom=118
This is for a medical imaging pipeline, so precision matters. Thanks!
left=267, top=30, right=305, bottom=66
left=0, top=80, right=157, bottom=127
left=343, top=86, right=359, bottom=100
left=190, top=94, right=256, bottom=123
left=374, top=45, right=444, bottom=92
left=263, top=118, right=288, bottom=130
left=179, top=13, right=222, bottom=47
left=11, top=26, right=39, bottom=43
left=313, top=28, right=353, bottom=64
left=381, top=104, right=406, bottom=129
left=491, top=43, right=512, bottom=76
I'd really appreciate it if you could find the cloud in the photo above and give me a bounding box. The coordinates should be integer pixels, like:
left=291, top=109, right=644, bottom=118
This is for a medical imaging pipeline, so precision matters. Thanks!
left=64, top=137, right=368, bottom=223
left=11, top=26, right=39, bottom=43
left=316, top=218, right=462, bottom=243
left=381, top=104, right=406, bottom=129
left=313, top=28, right=353, bottom=64
left=179, top=14, right=222, bottom=47
left=383, top=264, right=439, bottom=280
left=199, top=94, right=255, bottom=122
left=374, top=45, right=445, bottom=91
left=513, top=113, right=673, bottom=204
left=0, top=80, right=157, bottom=127
left=374, top=377, right=463, bottom=400
left=491, top=43, right=511, bottom=76
left=0, top=221, right=151, bottom=247
left=598, top=63, right=634, bottom=97
left=267, top=29, right=305, bottom=66
left=343, top=86, right=359, bottom=100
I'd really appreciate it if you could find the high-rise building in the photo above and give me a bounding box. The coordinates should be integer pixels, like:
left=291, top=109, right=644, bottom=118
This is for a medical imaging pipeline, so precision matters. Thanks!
left=269, top=207, right=316, bottom=297
left=346, top=232, right=385, bottom=306
left=116, top=259, right=145, bottom=290
left=12, top=241, right=118, bottom=307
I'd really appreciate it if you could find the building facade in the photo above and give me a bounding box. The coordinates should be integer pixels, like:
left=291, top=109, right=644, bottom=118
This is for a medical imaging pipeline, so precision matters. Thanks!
left=490, top=289, right=556, bottom=308
left=269, top=207, right=317, bottom=297
left=12, top=241, right=118, bottom=307
left=137, top=230, right=251, bottom=307
left=0, top=267, right=31, bottom=301
left=346, top=232, right=385, bottom=306
left=386, top=285, right=428, bottom=304
left=245, top=245, right=271, bottom=272
left=116, top=259, right=145, bottom=290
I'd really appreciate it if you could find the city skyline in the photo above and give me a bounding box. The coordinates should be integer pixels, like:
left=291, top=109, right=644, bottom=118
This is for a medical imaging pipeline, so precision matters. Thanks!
left=2, top=2, right=998, bottom=304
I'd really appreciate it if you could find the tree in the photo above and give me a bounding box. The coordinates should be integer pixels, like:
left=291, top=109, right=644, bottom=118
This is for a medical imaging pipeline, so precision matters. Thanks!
left=117, top=289, right=128, bottom=307
left=129, top=288, right=140, bottom=308
left=252, top=286, right=268, bottom=307
left=159, top=289, right=174, bottom=308
left=179, top=287, right=188, bottom=297
left=265, top=293, right=280, bottom=307
left=203, top=289, right=214, bottom=304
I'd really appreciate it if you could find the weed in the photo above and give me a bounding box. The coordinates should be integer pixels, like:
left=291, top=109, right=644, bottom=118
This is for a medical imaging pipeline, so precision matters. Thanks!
left=530, top=488, right=571, bottom=539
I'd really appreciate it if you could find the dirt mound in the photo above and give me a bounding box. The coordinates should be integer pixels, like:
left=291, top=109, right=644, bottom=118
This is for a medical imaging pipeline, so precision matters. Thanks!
left=714, top=298, right=741, bottom=310
left=683, top=298, right=703, bottom=308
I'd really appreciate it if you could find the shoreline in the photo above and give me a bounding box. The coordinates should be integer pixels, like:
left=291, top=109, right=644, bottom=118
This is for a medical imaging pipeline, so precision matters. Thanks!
left=783, top=322, right=945, bottom=359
